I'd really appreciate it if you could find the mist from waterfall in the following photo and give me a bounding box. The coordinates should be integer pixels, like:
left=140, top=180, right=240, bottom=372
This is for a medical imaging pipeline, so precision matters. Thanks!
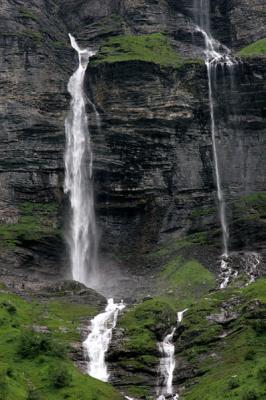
left=64, top=34, right=98, bottom=286
left=193, top=0, right=232, bottom=258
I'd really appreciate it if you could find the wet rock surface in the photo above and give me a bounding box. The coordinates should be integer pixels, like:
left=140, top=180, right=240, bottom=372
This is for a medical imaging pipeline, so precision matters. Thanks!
left=0, top=0, right=265, bottom=283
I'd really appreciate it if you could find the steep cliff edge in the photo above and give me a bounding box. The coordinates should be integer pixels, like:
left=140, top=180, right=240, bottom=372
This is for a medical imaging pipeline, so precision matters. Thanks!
left=0, top=1, right=266, bottom=400
left=1, top=0, right=266, bottom=285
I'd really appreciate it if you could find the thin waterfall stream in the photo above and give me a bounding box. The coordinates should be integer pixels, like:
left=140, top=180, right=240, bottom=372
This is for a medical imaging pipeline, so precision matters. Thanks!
left=193, top=0, right=261, bottom=288
left=193, top=0, right=232, bottom=259
left=156, top=309, right=188, bottom=400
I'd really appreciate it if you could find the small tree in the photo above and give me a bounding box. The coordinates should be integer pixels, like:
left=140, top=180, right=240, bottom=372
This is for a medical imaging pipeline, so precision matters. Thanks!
left=49, top=364, right=72, bottom=389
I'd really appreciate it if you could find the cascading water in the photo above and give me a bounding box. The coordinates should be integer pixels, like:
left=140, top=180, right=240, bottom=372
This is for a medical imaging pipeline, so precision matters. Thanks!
left=157, top=328, right=176, bottom=399
left=193, top=1, right=261, bottom=289
left=220, top=251, right=261, bottom=288
left=65, top=34, right=125, bottom=386
left=83, top=298, right=125, bottom=382
left=193, top=0, right=232, bottom=258
left=157, top=309, right=188, bottom=400
left=64, top=34, right=98, bottom=286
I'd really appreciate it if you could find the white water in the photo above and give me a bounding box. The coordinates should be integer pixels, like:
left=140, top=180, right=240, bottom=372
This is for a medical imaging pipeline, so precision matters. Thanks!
left=193, top=0, right=233, bottom=258
left=158, top=328, right=176, bottom=398
left=83, top=298, right=125, bottom=382
left=157, top=309, right=188, bottom=400
left=220, top=252, right=261, bottom=288
left=64, top=34, right=98, bottom=285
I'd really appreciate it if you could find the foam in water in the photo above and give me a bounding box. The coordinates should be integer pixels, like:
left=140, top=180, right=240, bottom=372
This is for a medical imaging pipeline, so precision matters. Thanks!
left=156, top=309, right=188, bottom=400
left=64, top=34, right=98, bottom=286
left=83, top=298, right=125, bottom=382
left=219, top=252, right=261, bottom=289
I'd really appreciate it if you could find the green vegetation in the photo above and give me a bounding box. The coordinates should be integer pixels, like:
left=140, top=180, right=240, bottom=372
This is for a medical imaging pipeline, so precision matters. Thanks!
left=149, top=231, right=211, bottom=259
left=159, top=256, right=216, bottom=302
left=92, top=33, right=199, bottom=68
left=235, top=192, right=266, bottom=218
left=238, top=38, right=266, bottom=57
left=119, top=297, right=178, bottom=355
left=96, top=14, right=124, bottom=35
left=180, top=278, right=266, bottom=400
left=17, top=330, right=66, bottom=359
left=48, top=364, right=72, bottom=388
left=21, top=30, right=42, bottom=43
left=0, top=286, right=122, bottom=400
left=51, top=41, right=67, bottom=48
left=19, top=8, right=37, bottom=21
left=0, top=202, right=59, bottom=247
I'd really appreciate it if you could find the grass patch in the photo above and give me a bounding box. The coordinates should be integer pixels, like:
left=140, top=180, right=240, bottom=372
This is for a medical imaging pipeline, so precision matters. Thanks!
left=159, top=257, right=216, bottom=302
left=179, top=277, right=266, bottom=400
left=21, top=30, right=42, bottom=43
left=119, top=297, right=178, bottom=355
left=238, top=38, right=266, bottom=57
left=92, top=33, right=199, bottom=67
left=19, top=8, right=37, bottom=21
left=234, top=192, right=266, bottom=220
left=0, top=202, right=59, bottom=247
left=0, top=287, right=122, bottom=400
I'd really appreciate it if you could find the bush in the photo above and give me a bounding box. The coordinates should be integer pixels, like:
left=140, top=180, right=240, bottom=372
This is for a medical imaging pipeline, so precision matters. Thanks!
left=48, top=364, right=72, bottom=388
left=241, top=389, right=258, bottom=400
left=252, top=320, right=266, bottom=335
left=228, top=377, right=240, bottom=390
left=27, top=388, right=42, bottom=400
left=245, top=350, right=256, bottom=361
left=1, top=300, right=16, bottom=314
left=17, top=330, right=65, bottom=359
left=257, top=365, right=266, bottom=383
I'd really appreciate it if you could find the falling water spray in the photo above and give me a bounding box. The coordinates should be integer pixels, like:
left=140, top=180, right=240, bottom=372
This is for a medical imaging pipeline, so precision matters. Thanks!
left=64, top=34, right=98, bottom=286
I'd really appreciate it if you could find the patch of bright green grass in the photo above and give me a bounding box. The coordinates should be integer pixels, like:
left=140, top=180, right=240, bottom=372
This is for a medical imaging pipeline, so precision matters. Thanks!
left=159, top=257, right=216, bottom=301
left=92, top=33, right=199, bottom=67
left=0, top=287, right=122, bottom=400
left=238, top=38, right=266, bottom=57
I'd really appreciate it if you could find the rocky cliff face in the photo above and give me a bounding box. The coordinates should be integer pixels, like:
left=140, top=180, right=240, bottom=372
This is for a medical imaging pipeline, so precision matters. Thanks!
left=0, top=0, right=266, bottom=285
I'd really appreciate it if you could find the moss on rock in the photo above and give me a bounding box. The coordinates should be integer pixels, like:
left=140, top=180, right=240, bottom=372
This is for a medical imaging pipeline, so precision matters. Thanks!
left=0, top=202, right=60, bottom=247
left=92, top=33, right=201, bottom=68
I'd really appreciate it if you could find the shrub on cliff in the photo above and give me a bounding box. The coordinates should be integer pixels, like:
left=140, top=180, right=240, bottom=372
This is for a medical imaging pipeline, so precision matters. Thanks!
left=17, top=330, right=66, bottom=359
left=48, top=364, right=72, bottom=388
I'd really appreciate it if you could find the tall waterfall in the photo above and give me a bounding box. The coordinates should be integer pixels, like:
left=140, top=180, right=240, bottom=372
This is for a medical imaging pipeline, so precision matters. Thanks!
left=193, top=0, right=232, bottom=257
left=64, top=34, right=98, bottom=285
left=83, top=298, right=125, bottom=382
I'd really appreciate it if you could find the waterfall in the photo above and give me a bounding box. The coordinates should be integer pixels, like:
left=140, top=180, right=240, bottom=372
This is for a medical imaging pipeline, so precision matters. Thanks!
left=220, top=252, right=261, bottom=288
left=193, top=0, right=233, bottom=258
left=192, top=1, right=262, bottom=289
left=83, top=298, right=125, bottom=382
left=157, top=328, right=176, bottom=399
left=64, top=34, right=98, bottom=286
left=157, top=309, right=188, bottom=400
